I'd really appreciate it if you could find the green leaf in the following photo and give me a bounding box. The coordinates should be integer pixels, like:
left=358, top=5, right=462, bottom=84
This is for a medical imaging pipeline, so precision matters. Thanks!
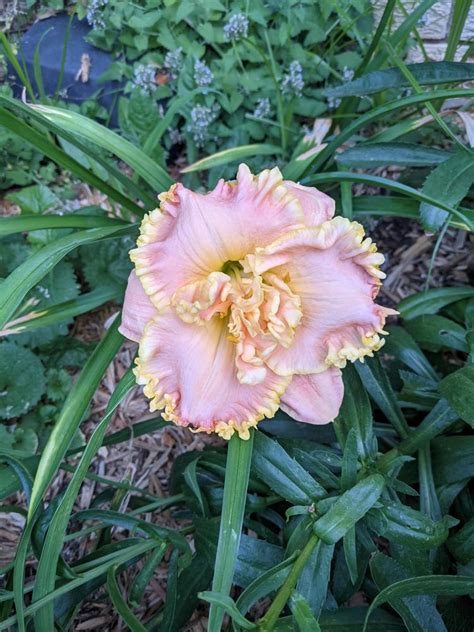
left=107, top=565, right=147, bottom=632
left=0, top=343, right=45, bottom=419
left=398, top=399, right=459, bottom=456
left=366, top=501, right=453, bottom=549
left=200, top=592, right=257, bottom=629
left=6, top=184, right=59, bottom=214
left=337, top=143, right=451, bottom=168
left=448, top=517, right=474, bottom=564
left=289, top=592, right=321, bottom=632
left=369, top=553, right=447, bottom=632
left=355, top=357, right=409, bottom=438
left=296, top=540, right=334, bottom=617
left=419, top=150, right=474, bottom=232
left=335, top=363, right=375, bottom=459
left=319, top=606, right=404, bottom=631
left=399, top=286, right=474, bottom=320
left=438, top=365, right=474, bottom=426
left=365, top=567, right=474, bottom=632
left=236, top=555, right=295, bottom=616
left=30, top=104, right=173, bottom=192
left=324, top=62, right=474, bottom=97
left=208, top=432, right=254, bottom=632
left=384, top=326, right=438, bottom=382
left=404, top=314, right=468, bottom=353
left=80, top=236, right=134, bottom=291
left=313, top=474, right=385, bottom=544
left=0, top=212, right=127, bottom=238
left=252, top=431, right=326, bottom=505
left=0, top=224, right=135, bottom=329
left=181, top=144, right=282, bottom=173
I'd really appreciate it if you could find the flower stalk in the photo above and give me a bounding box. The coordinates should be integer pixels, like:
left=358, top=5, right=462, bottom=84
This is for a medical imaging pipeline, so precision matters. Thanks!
left=258, top=532, right=319, bottom=631
left=208, top=430, right=255, bottom=632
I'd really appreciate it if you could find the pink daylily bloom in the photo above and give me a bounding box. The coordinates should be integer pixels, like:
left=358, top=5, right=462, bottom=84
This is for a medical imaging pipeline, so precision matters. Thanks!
left=120, top=164, right=395, bottom=439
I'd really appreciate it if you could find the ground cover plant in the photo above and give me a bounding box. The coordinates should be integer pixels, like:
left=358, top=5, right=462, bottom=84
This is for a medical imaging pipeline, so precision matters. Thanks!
left=0, top=0, right=474, bottom=630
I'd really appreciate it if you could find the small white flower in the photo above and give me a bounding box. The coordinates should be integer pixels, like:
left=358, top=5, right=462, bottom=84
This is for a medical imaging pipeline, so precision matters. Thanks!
left=194, top=59, right=213, bottom=91
left=252, top=98, right=271, bottom=119
left=132, top=64, right=157, bottom=96
left=281, top=61, right=304, bottom=97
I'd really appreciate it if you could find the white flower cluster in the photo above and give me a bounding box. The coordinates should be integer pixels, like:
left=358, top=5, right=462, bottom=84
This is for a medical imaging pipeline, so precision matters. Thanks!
left=252, top=98, right=271, bottom=119
left=342, top=66, right=354, bottom=81
left=281, top=60, right=304, bottom=97
left=194, top=59, right=214, bottom=90
left=186, top=104, right=220, bottom=147
left=132, top=64, right=157, bottom=96
left=327, top=96, right=341, bottom=109
left=86, top=0, right=108, bottom=29
left=164, top=47, right=183, bottom=80
left=223, top=13, right=249, bottom=42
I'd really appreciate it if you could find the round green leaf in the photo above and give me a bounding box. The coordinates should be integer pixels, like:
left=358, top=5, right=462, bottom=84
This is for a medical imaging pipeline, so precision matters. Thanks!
left=0, top=343, right=46, bottom=418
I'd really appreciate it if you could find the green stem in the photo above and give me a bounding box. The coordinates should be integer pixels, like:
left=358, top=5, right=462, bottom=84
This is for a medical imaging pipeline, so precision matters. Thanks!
left=207, top=431, right=255, bottom=632
left=259, top=532, right=319, bottom=631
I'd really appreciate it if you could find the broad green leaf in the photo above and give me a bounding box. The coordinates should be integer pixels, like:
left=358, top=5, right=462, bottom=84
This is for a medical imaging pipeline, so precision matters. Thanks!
left=448, top=517, right=474, bottom=564
left=182, top=144, right=282, bottom=173
left=252, top=431, right=326, bottom=504
left=337, top=143, right=451, bottom=167
left=31, top=104, right=173, bottom=191
left=419, top=150, right=474, bottom=232
left=398, top=286, right=474, bottom=320
left=236, top=556, right=295, bottom=615
left=313, top=474, right=384, bottom=544
left=6, top=184, right=59, bottom=214
left=324, top=62, right=474, bottom=97
left=0, top=343, right=45, bottom=418
left=438, top=365, right=474, bottom=426
left=0, top=224, right=134, bottom=329
left=319, top=606, right=404, bottom=631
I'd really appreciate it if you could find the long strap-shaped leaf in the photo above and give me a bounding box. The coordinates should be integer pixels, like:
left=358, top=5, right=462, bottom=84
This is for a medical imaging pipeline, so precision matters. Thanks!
left=0, top=212, right=127, bottom=237
left=32, top=368, right=135, bottom=630
left=0, top=106, right=144, bottom=216
left=207, top=432, right=254, bottom=631
left=0, top=223, right=135, bottom=329
left=11, top=321, right=124, bottom=632
left=31, top=103, right=173, bottom=192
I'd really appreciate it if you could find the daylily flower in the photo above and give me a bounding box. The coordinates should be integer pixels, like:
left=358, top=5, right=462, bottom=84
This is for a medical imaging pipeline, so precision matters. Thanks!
left=120, top=165, right=395, bottom=439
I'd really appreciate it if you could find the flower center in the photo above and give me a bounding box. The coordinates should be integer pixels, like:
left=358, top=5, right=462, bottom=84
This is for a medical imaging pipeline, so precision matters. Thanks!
left=171, top=267, right=303, bottom=385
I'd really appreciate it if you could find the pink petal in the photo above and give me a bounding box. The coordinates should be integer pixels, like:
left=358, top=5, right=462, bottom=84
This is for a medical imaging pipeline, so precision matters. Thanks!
left=245, top=217, right=394, bottom=375
left=135, top=309, right=290, bottom=439
left=119, top=271, right=157, bottom=342
left=130, top=165, right=305, bottom=308
left=280, top=368, right=344, bottom=424
left=283, top=181, right=335, bottom=227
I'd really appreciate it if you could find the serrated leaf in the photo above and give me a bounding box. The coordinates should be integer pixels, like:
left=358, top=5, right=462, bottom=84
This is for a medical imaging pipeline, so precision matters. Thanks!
left=419, top=150, right=474, bottom=232
left=6, top=184, right=59, bottom=215
left=80, top=236, right=134, bottom=291
left=0, top=343, right=45, bottom=418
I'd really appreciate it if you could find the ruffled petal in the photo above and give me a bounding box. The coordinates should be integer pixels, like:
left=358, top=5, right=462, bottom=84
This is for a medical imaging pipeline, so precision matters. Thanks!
left=119, top=271, right=158, bottom=342
left=244, top=217, right=395, bottom=375
left=280, top=368, right=344, bottom=424
left=283, top=181, right=335, bottom=227
left=130, top=165, right=305, bottom=309
left=134, top=309, right=290, bottom=439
